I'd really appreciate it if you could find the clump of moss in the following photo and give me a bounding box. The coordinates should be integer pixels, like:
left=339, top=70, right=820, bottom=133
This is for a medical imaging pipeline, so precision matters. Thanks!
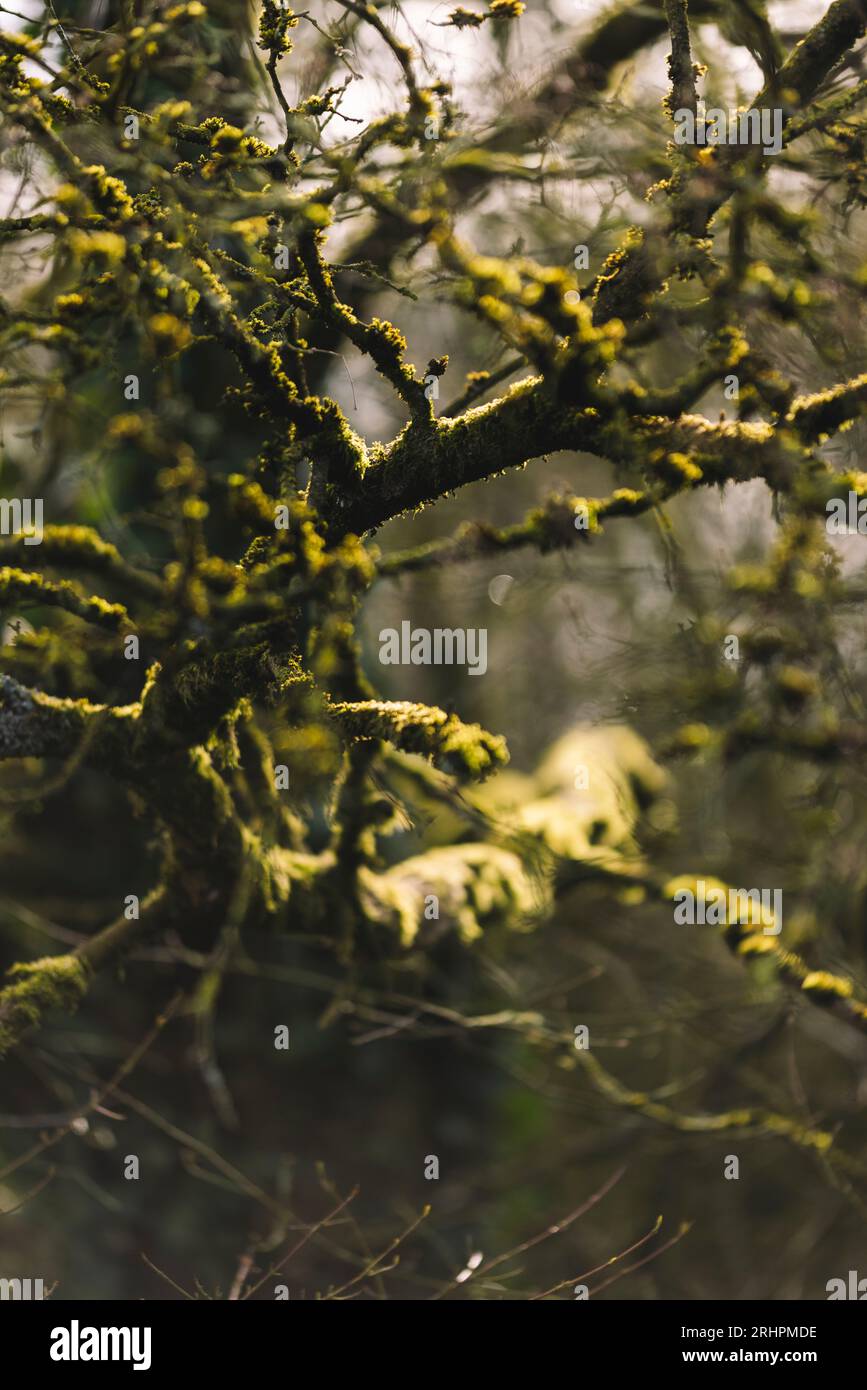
left=331, top=699, right=508, bottom=780
left=0, top=954, right=89, bottom=1057
left=364, top=842, right=542, bottom=948
left=802, top=970, right=854, bottom=1002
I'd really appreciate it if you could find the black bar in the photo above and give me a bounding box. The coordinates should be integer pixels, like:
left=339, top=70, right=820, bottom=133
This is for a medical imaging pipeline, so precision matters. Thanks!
left=5, top=1298, right=864, bottom=1377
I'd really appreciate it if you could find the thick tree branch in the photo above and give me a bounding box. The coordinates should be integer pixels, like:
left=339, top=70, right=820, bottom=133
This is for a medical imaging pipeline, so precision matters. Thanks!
left=663, top=0, right=698, bottom=120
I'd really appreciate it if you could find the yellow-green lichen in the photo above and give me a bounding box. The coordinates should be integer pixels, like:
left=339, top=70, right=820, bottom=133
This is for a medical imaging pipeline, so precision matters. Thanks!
left=0, top=953, right=90, bottom=1056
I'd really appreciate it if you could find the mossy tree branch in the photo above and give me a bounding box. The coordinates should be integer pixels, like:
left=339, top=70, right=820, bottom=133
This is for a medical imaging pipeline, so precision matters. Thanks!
left=0, top=0, right=866, bottom=1104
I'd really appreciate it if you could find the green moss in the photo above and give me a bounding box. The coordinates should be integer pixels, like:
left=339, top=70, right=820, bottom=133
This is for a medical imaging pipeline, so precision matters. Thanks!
left=0, top=953, right=90, bottom=1056
left=0, top=566, right=129, bottom=632
left=802, top=970, right=854, bottom=1001
left=330, top=699, right=508, bottom=780
left=365, top=842, right=543, bottom=948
